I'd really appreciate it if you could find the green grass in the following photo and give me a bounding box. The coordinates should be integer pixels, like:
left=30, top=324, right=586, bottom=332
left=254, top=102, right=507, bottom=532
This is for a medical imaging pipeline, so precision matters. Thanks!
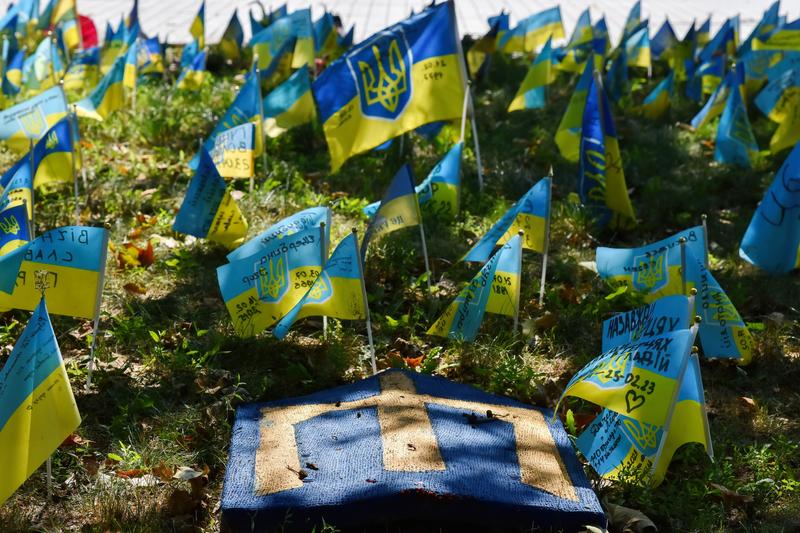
left=0, top=49, right=799, bottom=532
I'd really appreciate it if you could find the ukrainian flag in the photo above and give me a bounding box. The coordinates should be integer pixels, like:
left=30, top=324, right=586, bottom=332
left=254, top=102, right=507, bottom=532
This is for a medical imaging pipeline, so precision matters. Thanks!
left=313, top=2, right=466, bottom=171
left=464, top=177, right=550, bottom=263
left=641, top=71, right=675, bottom=119
left=508, top=38, right=556, bottom=111
left=123, top=38, right=139, bottom=89
left=593, top=17, right=611, bottom=57
left=50, top=0, right=80, bottom=50
left=140, top=37, right=165, bottom=75
left=557, top=9, right=593, bottom=74
left=218, top=224, right=326, bottom=337
left=227, top=206, right=331, bottom=262
left=580, top=73, right=637, bottom=229
left=621, top=1, right=642, bottom=42
left=697, top=17, right=711, bottom=46
left=0, top=202, right=31, bottom=256
left=0, top=226, right=108, bottom=319
left=75, top=54, right=125, bottom=121
left=190, top=0, right=205, bottom=48
left=210, top=123, right=255, bottom=178
left=180, top=39, right=200, bottom=69
left=415, top=142, right=463, bottom=217
left=273, top=232, right=366, bottom=340
left=715, top=76, right=758, bottom=167
left=192, top=68, right=262, bottom=169
left=555, top=59, right=594, bottom=162
left=625, top=27, right=651, bottom=69
left=289, top=9, right=314, bottom=69
left=690, top=68, right=741, bottom=130
left=2, top=47, right=25, bottom=95
left=0, top=86, right=68, bottom=154
left=0, top=298, right=81, bottom=507
left=0, top=157, right=33, bottom=218
left=753, top=19, right=800, bottom=51
left=173, top=149, right=248, bottom=250
left=484, top=232, right=522, bottom=318
left=698, top=19, right=736, bottom=62
left=607, top=47, right=630, bottom=103
left=100, top=19, right=125, bottom=73
left=32, top=118, right=74, bottom=188
left=466, top=18, right=502, bottom=80
left=220, top=12, right=244, bottom=61
left=427, top=234, right=521, bottom=341
left=250, top=19, right=294, bottom=78
left=651, top=20, right=678, bottom=60
left=361, top=164, right=420, bottom=259
left=558, top=326, right=696, bottom=429
left=262, top=67, right=316, bottom=137
left=740, top=141, right=800, bottom=273
left=176, top=49, right=207, bottom=91
left=498, top=7, right=564, bottom=54
left=755, top=67, right=800, bottom=153
left=21, top=37, right=64, bottom=95
left=63, top=46, right=99, bottom=91
left=314, top=12, right=338, bottom=56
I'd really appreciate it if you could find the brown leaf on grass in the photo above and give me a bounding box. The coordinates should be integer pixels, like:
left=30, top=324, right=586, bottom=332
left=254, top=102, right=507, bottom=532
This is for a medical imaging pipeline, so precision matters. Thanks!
left=116, top=468, right=148, bottom=479
left=61, top=434, right=92, bottom=447
left=123, top=283, right=147, bottom=296
left=700, top=139, right=715, bottom=150
left=606, top=502, right=657, bottom=533
left=82, top=457, right=100, bottom=476
left=534, top=311, right=557, bottom=330
left=740, top=397, right=757, bottom=410
left=709, top=483, right=754, bottom=506
left=165, top=489, right=197, bottom=516
left=151, top=463, right=175, bottom=482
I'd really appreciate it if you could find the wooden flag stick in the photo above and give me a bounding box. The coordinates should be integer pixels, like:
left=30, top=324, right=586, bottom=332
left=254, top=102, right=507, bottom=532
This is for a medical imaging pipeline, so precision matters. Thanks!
left=86, top=231, right=110, bottom=390
left=254, top=55, right=267, bottom=195
left=539, top=169, right=554, bottom=305
left=467, top=84, right=485, bottom=192
left=459, top=83, right=469, bottom=143
left=353, top=228, right=376, bottom=374
left=514, top=230, right=523, bottom=332
left=415, top=191, right=432, bottom=293
left=34, top=270, right=54, bottom=499
left=46, top=457, right=52, bottom=500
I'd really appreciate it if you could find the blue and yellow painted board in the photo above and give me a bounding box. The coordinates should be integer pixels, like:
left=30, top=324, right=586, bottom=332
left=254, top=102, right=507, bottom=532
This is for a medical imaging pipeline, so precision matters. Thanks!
left=222, top=369, right=605, bottom=530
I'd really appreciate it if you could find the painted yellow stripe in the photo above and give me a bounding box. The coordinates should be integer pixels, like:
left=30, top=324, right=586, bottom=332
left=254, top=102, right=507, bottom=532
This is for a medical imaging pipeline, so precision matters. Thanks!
left=0, top=364, right=80, bottom=506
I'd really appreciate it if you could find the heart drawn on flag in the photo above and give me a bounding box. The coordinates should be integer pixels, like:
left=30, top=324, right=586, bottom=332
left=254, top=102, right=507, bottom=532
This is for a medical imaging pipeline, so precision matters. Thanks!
left=625, top=390, right=646, bottom=413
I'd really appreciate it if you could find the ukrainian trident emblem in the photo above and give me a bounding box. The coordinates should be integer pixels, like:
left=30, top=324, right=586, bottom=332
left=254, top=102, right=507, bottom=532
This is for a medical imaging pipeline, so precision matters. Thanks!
left=256, top=256, right=288, bottom=303
left=632, top=251, right=668, bottom=292
left=349, top=33, right=412, bottom=119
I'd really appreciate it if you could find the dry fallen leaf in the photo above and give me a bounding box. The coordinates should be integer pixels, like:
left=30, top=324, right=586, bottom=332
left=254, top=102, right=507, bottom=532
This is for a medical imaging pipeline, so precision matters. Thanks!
left=123, top=283, right=147, bottom=296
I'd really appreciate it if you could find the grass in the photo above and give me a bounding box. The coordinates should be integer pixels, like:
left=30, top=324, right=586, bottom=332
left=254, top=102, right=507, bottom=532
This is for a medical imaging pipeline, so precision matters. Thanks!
left=0, top=47, right=799, bottom=532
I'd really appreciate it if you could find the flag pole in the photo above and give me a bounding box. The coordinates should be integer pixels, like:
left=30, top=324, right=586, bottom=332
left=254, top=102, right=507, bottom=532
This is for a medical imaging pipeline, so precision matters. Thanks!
left=679, top=236, right=687, bottom=295
left=539, top=168, right=553, bottom=305
left=34, top=272, right=54, bottom=499
left=67, top=101, right=80, bottom=225
left=701, top=213, right=709, bottom=268
left=320, top=221, right=328, bottom=338
left=459, top=82, right=469, bottom=143
left=29, top=139, right=36, bottom=235
left=353, top=228, right=376, bottom=374
left=46, top=457, right=53, bottom=500
left=416, top=192, right=432, bottom=293
left=514, top=230, right=523, bottom=332
left=86, top=231, right=110, bottom=390
left=467, top=84, right=485, bottom=192
left=253, top=55, right=267, bottom=195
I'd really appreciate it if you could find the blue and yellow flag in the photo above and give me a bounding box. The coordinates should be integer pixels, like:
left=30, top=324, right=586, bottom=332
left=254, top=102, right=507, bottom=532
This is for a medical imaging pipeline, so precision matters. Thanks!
left=273, top=232, right=366, bottom=340
left=498, top=7, right=564, bottom=54
left=173, top=149, right=248, bottom=250
left=555, top=59, right=594, bottom=162
left=2, top=47, right=25, bottom=95
left=217, top=224, right=326, bottom=337
left=466, top=18, right=502, bottom=80
left=140, top=37, right=165, bottom=75
left=484, top=232, right=522, bottom=319
left=0, top=86, right=68, bottom=153
left=75, top=54, right=125, bottom=121
left=0, top=298, right=81, bottom=506
left=625, top=27, right=651, bottom=69
left=508, top=38, right=556, bottom=111
left=100, top=19, right=125, bottom=73
left=606, top=46, right=630, bottom=103
left=641, top=71, right=675, bottom=119
left=50, top=0, right=80, bottom=50
left=686, top=56, right=724, bottom=102
left=220, top=11, right=244, bottom=61
left=192, top=68, right=262, bottom=169
left=22, top=36, right=64, bottom=95
left=313, top=2, right=466, bottom=171
left=427, top=234, right=521, bottom=341
left=313, top=12, right=338, bottom=56
left=0, top=202, right=31, bottom=256
left=690, top=67, right=741, bottom=130
left=753, top=19, right=800, bottom=51
left=697, top=17, right=711, bottom=46
left=651, top=20, right=678, bottom=60
left=740, top=141, right=800, bottom=273
left=190, top=0, right=205, bottom=48
left=0, top=226, right=108, bottom=319
left=123, top=37, right=139, bottom=89
left=557, top=326, right=696, bottom=429
left=415, top=141, right=463, bottom=217
left=715, top=74, right=758, bottom=167
left=593, top=17, right=611, bottom=58
left=579, top=74, right=637, bottom=229
left=361, top=164, right=421, bottom=259
left=227, top=206, right=331, bottom=262
left=0, top=156, right=33, bottom=219
left=464, top=177, right=550, bottom=263
left=32, top=118, right=74, bottom=188
left=597, top=229, right=754, bottom=363
left=557, top=9, right=593, bottom=73
left=602, top=295, right=694, bottom=353
left=621, top=1, right=642, bottom=42
left=180, top=39, right=200, bottom=69
left=263, top=67, right=316, bottom=138
left=210, top=123, right=255, bottom=179
left=755, top=68, right=800, bottom=153
left=63, top=47, right=99, bottom=91
left=250, top=20, right=296, bottom=81
left=176, top=49, right=206, bottom=91
left=699, top=18, right=737, bottom=63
